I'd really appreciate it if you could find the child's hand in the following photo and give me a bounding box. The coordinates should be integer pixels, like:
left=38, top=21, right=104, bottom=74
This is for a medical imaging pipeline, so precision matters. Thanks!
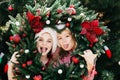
left=82, top=49, right=97, bottom=64
left=79, top=49, right=98, bottom=72
left=10, top=52, right=19, bottom=64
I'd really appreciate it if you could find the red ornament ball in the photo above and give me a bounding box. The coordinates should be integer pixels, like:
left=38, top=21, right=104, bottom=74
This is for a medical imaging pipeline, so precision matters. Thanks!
left=9, top=36, right=13, bottom=41
left=22, top=63, right=26, bottom=68
left=71, top=56, right=79, bottom=64
left=27, top=60, right=33, bottom=66
left=33, top=75, right=42, bottom=80
left=65, top=22, right=70, bottom=27
left=8, top=5, right=13, bottom=11
left=12, top=34, right=21, bottom=43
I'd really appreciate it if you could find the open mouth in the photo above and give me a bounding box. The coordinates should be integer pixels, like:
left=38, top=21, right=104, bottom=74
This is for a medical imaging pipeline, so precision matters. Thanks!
left=40, top=47, right=48, bottom=53
left=63, top=44, right=69, bottom=49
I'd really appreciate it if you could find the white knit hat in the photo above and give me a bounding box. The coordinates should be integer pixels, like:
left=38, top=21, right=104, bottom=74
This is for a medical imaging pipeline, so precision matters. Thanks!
left=35, top=27, right=58, bottom=53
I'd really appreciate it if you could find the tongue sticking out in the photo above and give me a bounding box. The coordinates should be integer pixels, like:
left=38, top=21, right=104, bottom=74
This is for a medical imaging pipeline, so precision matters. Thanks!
left=63, top=44, right=69, bottom=49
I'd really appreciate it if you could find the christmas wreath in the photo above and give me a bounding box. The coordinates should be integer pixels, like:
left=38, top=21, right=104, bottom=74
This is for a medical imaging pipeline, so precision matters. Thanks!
left=6, top=0, right=111, bottom=80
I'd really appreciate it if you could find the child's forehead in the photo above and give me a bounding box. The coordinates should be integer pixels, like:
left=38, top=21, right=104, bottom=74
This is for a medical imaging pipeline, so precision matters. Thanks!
left=62, top=29, right=71, bottom=34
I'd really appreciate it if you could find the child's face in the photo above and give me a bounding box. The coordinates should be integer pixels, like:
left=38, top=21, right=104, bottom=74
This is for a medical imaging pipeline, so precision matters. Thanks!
left=57, top=29, right=76, bottom=51
left=37, top=32, right=53, bottom=56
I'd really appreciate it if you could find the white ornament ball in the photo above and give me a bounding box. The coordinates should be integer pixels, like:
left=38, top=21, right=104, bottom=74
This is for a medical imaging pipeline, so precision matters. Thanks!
left=25, top=49, right=29, bottom=54
left=25, top=75, right=30, bottom=79
left=15, top=21, right=20, bottom=26
left=118, top=61, right=120, bottom=65
left=58, top=69, right=63, bottom=74
left=72, top=71, right=75, bottom=74
left=46, top=20, right=50, bottom=24
left=80, top=64, right=84, bottom=68
left=67, top=17, right=72, bottom=21
left=106, top=73, right=109, bottom=76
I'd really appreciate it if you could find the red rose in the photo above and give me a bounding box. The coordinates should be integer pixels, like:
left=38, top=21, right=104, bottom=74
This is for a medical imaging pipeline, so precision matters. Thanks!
left=80, top=20, right=104, bottom=47
left=30, top=16, right=44, bottom=33
left=27, top=11, right=44, bottom=33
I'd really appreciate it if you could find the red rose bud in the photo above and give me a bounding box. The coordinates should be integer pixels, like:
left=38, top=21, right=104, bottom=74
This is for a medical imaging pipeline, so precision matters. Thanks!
left=72, top=56, right=79, bottom=64
left=12, top=34, right=21, bottom=43
left=27, top=60, right=33, bottom=66
left=8, top=5, right=13, bottom=11
left=104, top=46, right=112, bottom=58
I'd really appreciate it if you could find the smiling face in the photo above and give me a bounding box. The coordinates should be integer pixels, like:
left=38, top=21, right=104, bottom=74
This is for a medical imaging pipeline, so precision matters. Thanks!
left=37, top=32, right=53, bottom=56
left=57, top=29, right=76, bottom=51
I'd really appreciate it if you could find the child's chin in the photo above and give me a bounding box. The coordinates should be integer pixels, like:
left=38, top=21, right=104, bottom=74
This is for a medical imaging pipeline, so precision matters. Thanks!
left=42, top=53, right=47, bottom=56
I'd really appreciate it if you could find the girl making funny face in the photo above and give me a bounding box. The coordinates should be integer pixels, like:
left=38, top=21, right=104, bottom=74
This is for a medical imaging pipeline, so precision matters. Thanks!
left=57, top=27, right=97, bottom=80
left=57, top=28, right=76, bottom=51
left=36, top=32, right=53, bottom=56
left=7, top=27, right=58, bottom=80
left=35, top=27, right=58, bottom=65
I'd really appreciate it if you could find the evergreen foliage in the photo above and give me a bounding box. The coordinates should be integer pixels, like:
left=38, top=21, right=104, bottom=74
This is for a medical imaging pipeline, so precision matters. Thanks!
left=6, top=0, right=110, bottom=80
